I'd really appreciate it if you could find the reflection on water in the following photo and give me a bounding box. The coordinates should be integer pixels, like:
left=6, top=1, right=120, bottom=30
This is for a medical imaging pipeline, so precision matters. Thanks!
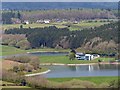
left=39, top=64, right=119, bottom=78
left=68, top=64, right=119, bottom=71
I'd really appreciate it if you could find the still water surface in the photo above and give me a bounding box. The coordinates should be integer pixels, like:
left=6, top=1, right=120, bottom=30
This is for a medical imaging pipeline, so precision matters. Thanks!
left=38, top=64, right=119, bottom=78
left=1, top=52, right=119, bottom=78
left=1, top=52, right=68, bottom=58
left=29, top=52, right=68, bottom=56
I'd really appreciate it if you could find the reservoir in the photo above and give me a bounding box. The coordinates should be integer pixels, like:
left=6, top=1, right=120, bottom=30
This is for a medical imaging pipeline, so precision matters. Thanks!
left=38, top=64, right=119, bottom=78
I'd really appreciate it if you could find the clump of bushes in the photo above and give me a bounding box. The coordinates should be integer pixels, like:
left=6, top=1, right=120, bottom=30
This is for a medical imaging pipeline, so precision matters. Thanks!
left=12, top=63, right=34, bottom=74
left=5, top=56, right=39, bottom=63
left=2, top=34, right=31, bottom=50
left=2, top=70, right=25, bottom=84
left=98, top=83, right=109, bottom=88
left=16, top=40, right=31, bottom=50
left=45, top=79, right=97, bottom=88
left=5, top=56, right=31, bottom=63
left=5, top=56, right=41, bottom=73
left=58, top=79, right=96, bottom=88
left=26, top=77, right=48, bottom=89
left=109, top=80, right=120, bottom=88
left=2, top=70, right=48, bottom=88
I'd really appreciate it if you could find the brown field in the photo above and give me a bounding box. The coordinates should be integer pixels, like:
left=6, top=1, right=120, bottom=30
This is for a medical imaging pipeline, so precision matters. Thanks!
left=2, top=60, right=21, bottom=70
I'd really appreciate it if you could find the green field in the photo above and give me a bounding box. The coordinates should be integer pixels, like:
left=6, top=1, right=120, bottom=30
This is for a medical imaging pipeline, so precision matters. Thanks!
left=1, top=45, right=26, bottom=56
left=69, top=21, right=110, bottom=31
left=48, top=76, right=118, bottom=85
left=2, top=20, right=110, bottom=31
left=1, top=45, right=69, bottom=56
left=40, top=55, right=115, bottom=64
left=1, top=45, right=115, bottom=64
left=2, top=23, right=67, bottom=30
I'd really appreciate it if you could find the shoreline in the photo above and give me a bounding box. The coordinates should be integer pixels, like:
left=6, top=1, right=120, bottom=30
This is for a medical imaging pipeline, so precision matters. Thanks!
left=25, top=69, right=51, bottom=77
left=40, top=62, right=120, bottom=66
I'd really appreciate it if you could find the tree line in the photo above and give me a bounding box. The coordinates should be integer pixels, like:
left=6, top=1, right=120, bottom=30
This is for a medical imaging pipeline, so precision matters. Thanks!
left=2, top=11, right=21, bottom=24
left=2, top=9, right=117, bottom=24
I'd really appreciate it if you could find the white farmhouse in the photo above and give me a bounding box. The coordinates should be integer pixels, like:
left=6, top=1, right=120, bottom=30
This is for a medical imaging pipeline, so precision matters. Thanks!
left=75, top=53, right=99, bottom=61
left=36, top=20, right=44, bottom=23
left=23, top=20, right=29, bottom=24
left=85, top=54, right=94, bottom=60
left=44, top=20, right=50, bottom=24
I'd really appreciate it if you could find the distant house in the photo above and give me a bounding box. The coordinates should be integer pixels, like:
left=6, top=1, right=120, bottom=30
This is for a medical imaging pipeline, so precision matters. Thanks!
left=36, top=20, right=50, bottom=24
left=11, top=18, right=21, bottom=24
left=36, top=20, right=44, bottom=23
left=56, top=19, right=63, bottom=23
left=23, top=20, right=29, bottom=24
left=73, top=21, right=79, bottom=24
left=44, top=20, right=50, bottom=24
left=76, top=53, right=86, bottom=60
left=75, top=53, right=99, bottom=61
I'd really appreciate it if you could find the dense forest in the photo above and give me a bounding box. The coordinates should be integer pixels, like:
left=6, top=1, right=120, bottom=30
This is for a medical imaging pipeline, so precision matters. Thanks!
left=2, top=11, right=21, bottom=24
left=2, top=8, right=117, bottom=24
left=21, top=9, right=117, bottom=21
left=4, top=22, right=118, bottom=53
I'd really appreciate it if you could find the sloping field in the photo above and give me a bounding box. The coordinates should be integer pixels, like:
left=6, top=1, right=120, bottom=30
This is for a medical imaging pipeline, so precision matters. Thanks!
left=2, top=60, right=21, bottom=70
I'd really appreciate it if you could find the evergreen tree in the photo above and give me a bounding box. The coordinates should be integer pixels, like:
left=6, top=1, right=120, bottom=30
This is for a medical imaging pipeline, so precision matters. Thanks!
left=17, top=11, right=21, bottom=19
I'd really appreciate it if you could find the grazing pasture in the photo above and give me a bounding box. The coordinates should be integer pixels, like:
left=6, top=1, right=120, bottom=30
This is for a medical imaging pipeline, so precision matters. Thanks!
left=2, top=20, right=110, bottom=31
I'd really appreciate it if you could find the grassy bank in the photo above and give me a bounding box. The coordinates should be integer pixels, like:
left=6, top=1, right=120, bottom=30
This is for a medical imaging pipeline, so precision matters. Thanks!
left=48, top=76, right=119, bottom=85
left=69, top=21, right=109, bottom=31
left=2, top=59, right=49, bottom=76
left=1, top=81, right=31, bottom=88
left=1, top=45, right=26, bottom=56
left=40, top=55, right=115, bottom=64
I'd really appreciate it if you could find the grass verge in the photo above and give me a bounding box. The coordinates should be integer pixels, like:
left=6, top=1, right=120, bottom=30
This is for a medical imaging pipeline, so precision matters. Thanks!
left=40, top=55, right=115, bottom=64
left=48, top=76, right=119, bottom=85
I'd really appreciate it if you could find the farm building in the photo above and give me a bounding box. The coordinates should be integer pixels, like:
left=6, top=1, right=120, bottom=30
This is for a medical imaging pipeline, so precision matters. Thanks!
left=73, top=21, right=79, bottom=24
left=23, top=20, right=29, bottom=24
left=36, top=20, right=44, bottom=23
left=11, top=18, right=21, bottom=24
left=44, top=20, right=50, bottom=24
left=36, top=19, right=50, bottom=24
left=75, top=53, right=100, bottom=60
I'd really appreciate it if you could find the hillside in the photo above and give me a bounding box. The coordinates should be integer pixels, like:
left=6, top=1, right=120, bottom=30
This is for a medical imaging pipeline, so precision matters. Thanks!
left=2, top=9, right=117, bottom=25
left=4, top=22, right=118, bottom=53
